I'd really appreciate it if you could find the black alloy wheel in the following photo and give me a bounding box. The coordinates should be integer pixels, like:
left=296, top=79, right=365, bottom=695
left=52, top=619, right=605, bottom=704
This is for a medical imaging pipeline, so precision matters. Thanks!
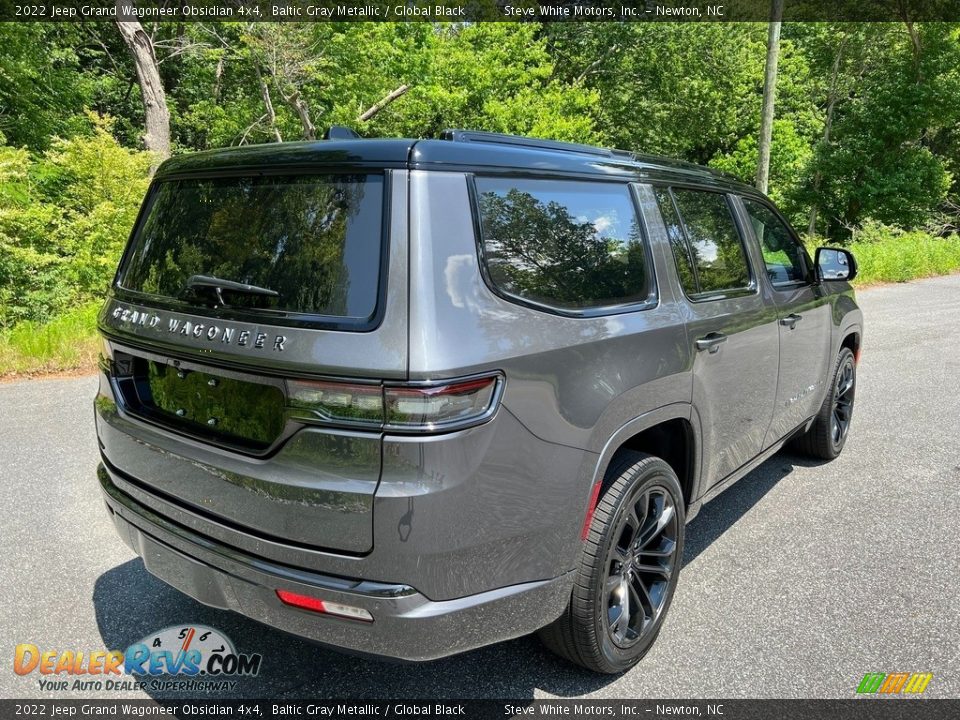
left=831, top=353, right=856, bottom=449
left=791, top=346, right=857, bottom=460
left=538, top=451, right=685, bottom=673
left=604, top=486, right=678, bottom=648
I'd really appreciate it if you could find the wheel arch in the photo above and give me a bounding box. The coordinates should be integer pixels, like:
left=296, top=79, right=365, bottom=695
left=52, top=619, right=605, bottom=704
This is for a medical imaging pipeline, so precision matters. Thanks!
left=840, top=327, right=861, bottom=363
left=590, top=404, right=700, bottom=512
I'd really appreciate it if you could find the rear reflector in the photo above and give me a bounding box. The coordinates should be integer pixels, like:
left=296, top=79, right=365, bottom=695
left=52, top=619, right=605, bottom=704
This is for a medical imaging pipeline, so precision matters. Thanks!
left=580, top=479, right=604, bottom=541
left=275, top=590, right=373, bottom=622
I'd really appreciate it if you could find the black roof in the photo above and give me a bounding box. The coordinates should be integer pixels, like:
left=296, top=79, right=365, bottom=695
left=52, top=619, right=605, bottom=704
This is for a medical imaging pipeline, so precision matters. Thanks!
left=154, top=130, right=758, bottom=196
left=156, top=139, right=415, bottom=177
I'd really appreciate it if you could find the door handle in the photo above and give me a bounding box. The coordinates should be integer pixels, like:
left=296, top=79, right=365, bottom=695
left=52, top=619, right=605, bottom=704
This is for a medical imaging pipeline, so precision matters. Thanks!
left=780, top=313, right=803, bottom=329
left=695, top=332, right=727, bottom=353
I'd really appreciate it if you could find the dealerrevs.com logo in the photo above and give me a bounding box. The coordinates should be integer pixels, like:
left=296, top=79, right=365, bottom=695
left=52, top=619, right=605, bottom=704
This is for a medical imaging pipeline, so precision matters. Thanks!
left=14, top=625, right=262, bottom=693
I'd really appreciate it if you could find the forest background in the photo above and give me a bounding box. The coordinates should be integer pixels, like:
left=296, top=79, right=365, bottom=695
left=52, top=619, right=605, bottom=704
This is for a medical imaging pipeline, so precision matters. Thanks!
left=1, top=20, right=958, bottom=374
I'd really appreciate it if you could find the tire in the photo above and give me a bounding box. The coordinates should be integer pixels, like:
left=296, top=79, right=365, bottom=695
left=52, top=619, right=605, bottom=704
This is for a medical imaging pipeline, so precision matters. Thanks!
left=538, top=451, right=685, bottom=674
left=791, top=347, right=857, bottom=460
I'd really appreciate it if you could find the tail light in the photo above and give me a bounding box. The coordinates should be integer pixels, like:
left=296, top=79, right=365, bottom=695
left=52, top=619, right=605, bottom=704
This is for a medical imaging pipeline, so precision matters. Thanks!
left=286, top=373, right=503, bottom=433
left=385, top=376, right=500, bottom=430
left=287, top=380, right=384, bottom=424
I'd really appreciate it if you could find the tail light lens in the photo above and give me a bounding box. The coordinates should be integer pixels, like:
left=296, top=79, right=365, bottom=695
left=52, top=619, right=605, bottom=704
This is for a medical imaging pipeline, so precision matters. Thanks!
left=287, top=380, right=384, bottom=424
left=286, top=373, right=502, bottom=433
left=385, top=376, right=500, bottom=430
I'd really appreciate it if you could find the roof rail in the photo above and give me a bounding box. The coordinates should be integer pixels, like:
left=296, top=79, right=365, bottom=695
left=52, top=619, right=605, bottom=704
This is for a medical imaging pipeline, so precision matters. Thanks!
left=440, top=129, right=634, bottom=160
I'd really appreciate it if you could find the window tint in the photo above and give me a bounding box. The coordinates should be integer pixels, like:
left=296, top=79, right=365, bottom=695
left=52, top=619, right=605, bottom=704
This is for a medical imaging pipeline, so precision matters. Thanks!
left=654, top=187, right=697, bottom=295
left=119, top=174, right=384, bottom=323
left=670, top=189, right=751, bottom=296
left=742, top=199, right=808, bottom=285
left=474, top=177, right=650, bottom=311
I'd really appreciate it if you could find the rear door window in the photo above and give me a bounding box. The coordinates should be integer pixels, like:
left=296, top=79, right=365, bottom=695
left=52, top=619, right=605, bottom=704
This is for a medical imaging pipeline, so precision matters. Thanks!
left=474, top=177, right=653, bottom=313
left=654, top=187, right=698, bottom=296
left=655, top=187, right=753, bottom=300
left=118, top=174, right=385, bottom=327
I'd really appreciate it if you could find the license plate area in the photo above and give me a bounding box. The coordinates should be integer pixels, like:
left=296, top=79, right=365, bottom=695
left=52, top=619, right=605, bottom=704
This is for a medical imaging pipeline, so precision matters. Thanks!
left=112, top=349, right=287, bottom=453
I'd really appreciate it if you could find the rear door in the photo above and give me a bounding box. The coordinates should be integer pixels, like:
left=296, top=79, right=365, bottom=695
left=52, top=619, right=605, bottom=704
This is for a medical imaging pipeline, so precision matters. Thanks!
left=651, top=186, right=780, bottom=488
left=97, top=170, right=409, bottom=554
left=735, top=196, right=832, bottom=444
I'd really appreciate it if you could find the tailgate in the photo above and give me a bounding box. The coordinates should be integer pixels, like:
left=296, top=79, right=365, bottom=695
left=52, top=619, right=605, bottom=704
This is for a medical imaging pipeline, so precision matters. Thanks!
left=97, top=346, right=381, bottom=554
left=94, top=169, right=410, bottom=554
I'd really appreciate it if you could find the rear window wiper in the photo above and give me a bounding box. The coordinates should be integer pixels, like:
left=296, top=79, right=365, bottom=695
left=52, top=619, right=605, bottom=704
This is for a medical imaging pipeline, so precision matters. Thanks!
left=183, top=275, right=279, bottom=307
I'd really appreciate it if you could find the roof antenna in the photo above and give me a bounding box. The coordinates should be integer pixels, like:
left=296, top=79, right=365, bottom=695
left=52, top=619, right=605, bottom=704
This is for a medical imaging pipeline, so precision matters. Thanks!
left=323, top=126, right=361, bottom=140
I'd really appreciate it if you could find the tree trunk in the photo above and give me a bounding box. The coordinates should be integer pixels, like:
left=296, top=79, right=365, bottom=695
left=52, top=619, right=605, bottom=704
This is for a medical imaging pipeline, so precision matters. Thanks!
left=279, top=87, right=316, bottom=141
left=808, top=38, right=846, bottom=236
left=806, top=99, right=836, bottom=236
left=115, top=1, right=171, bottom=164
left=213, top=55, right=224, bottom=103
left=290, top=94, right=317, bottom=141
left=256, top=66, right=283, bottom=143
left=756, top=0, right=784, bottom=195
left=897, top=1, right=923, bottom=81
left=358, top=85, right=409, bottom=123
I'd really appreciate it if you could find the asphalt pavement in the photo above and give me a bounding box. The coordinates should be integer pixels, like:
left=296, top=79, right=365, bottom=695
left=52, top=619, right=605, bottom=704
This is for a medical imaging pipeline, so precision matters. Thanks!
left=1, top=275, right=959, bottom=700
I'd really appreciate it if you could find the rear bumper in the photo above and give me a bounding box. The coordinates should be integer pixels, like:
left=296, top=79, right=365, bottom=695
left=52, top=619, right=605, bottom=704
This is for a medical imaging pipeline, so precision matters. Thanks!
left=95, top=363, right=596, bottom=602
left=99, top=464, right=573, bottom=661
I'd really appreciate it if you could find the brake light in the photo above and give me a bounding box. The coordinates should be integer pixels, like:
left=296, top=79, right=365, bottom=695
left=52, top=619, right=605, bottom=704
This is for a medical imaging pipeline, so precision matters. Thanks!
left=286, top=373, right=502, bottom=432
left=275, top=590, right=373, bottom=622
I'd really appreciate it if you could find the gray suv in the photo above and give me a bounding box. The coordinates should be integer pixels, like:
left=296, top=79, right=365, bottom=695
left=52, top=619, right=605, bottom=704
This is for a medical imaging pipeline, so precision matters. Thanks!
left=95, top=130, right=862, bottom=673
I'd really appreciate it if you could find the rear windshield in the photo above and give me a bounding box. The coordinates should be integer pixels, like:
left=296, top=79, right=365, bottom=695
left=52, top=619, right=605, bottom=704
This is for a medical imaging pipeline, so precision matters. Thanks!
left=118, top=174, right=385, bottom=325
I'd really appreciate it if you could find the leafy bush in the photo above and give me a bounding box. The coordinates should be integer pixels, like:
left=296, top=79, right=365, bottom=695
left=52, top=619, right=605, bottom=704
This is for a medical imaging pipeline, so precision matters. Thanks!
left=0, top=114, right=152, bottom=328
left=806, top=221, right=960, bottom=285
left=851, top=224, right=960, bottom=284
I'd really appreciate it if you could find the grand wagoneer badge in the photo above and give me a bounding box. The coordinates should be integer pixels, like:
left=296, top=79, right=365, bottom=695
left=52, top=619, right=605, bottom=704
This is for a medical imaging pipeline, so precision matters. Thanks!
left=110, top=305, right=287, bottom=352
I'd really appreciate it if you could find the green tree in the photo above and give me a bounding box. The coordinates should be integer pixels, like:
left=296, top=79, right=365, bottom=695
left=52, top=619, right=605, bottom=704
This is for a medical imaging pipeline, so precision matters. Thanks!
left=795, top=23, right=959, bottom=234
left=0, top=25, right=92, bottom=150
left=0, top=115, right=151, bottom=326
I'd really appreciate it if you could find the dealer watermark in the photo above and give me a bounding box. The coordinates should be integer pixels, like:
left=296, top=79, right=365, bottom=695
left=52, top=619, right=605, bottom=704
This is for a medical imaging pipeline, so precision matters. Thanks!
left=13, top=625, right=262, bottom=694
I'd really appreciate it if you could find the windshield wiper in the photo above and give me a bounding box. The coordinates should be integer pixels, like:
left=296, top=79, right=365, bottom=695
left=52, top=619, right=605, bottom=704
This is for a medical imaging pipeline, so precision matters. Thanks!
left=183, top=275, right=279, bottom=307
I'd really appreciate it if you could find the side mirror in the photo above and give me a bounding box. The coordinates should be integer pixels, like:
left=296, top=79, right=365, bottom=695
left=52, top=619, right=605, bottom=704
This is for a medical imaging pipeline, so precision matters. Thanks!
left=815, top=246, right=858, bottom=282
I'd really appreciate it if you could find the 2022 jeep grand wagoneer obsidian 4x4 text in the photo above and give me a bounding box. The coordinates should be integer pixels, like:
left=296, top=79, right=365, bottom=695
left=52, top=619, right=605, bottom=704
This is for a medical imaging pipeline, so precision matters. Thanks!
left=95, top=129, right=862, bottom=673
